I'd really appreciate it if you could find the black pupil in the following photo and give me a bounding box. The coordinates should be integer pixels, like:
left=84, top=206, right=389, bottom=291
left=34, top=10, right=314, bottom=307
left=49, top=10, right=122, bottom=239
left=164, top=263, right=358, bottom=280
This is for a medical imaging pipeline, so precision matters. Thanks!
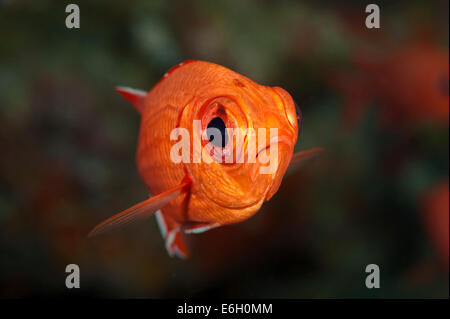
left=207, top=117, right=228, bottom=147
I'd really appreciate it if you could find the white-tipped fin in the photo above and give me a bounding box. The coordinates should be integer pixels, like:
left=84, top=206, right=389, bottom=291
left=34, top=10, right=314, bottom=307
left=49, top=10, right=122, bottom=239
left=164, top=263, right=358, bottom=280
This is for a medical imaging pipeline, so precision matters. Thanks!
left=115, top=86, right=147, bottom=113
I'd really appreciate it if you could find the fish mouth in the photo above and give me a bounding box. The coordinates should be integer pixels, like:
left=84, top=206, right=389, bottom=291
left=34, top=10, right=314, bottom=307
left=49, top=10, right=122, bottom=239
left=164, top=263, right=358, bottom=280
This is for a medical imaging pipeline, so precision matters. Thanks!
left=197, top=133, right=294, bottom=211
left=255, top=135, right=293, bottom=163
left=256, top=135, right=279, bottom=160
left=261, top=139, right=294, bottom=201
left=250, top=132, right=294, bottom=201
left=255, top=145, right=269, bottom=159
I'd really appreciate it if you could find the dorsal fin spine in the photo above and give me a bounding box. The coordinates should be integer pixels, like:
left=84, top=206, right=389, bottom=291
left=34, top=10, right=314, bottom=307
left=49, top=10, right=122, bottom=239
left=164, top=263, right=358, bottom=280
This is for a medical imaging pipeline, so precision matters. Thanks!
left=115, top=86, right=147, bottom=113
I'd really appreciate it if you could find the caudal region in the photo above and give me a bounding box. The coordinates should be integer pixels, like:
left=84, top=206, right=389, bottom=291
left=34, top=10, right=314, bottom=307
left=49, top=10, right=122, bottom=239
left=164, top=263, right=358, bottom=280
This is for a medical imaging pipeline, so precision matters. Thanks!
left=88, top=60, right=325, bottom=258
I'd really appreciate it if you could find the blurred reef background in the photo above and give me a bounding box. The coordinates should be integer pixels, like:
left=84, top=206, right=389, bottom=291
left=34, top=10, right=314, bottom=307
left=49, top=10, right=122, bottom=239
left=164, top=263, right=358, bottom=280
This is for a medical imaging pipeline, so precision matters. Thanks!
left=0, top=0, right=448, bottom=298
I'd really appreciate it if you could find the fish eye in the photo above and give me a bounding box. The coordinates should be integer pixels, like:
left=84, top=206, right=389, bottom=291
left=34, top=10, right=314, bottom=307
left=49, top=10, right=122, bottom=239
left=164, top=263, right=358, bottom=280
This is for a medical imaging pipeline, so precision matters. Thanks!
left=207, top=117, right=228, bottom=147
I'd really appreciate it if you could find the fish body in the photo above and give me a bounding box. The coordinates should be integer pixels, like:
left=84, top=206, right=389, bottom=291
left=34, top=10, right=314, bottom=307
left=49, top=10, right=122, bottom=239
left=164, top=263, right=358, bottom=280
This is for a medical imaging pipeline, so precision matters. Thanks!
left=90, top=60, right=324, bottom=258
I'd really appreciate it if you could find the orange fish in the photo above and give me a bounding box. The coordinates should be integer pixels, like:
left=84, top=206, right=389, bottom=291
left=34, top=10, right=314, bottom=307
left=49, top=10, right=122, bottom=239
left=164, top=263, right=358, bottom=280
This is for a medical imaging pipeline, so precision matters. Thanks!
left=331, top=43, right=449, bottom=128
left=89, top=60, right=324, bottom=258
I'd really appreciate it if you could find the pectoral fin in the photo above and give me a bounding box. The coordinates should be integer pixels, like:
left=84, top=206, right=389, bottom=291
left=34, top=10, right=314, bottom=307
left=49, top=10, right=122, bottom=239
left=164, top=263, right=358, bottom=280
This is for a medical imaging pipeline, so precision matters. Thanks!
left=88, top=180, right=191, bottom=238
left=287, top=147, right=325, bottom=173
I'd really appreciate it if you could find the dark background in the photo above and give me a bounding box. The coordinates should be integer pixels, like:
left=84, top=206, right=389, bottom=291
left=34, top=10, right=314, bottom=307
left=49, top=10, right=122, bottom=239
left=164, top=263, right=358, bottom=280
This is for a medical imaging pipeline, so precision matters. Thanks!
left=0, top=0, right=448, bottom=298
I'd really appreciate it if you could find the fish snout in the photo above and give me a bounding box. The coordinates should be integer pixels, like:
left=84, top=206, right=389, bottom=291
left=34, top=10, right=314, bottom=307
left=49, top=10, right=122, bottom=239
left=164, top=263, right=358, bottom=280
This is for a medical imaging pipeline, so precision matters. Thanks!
left=264, top=140, right=294, bottom=201
left=252, top=131, right=295, bottom=200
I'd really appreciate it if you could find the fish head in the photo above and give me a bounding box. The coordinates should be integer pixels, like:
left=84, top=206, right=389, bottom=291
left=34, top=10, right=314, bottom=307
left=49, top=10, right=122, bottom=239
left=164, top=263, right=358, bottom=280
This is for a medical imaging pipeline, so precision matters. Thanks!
left=178, top=63, right=299, bottom=223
